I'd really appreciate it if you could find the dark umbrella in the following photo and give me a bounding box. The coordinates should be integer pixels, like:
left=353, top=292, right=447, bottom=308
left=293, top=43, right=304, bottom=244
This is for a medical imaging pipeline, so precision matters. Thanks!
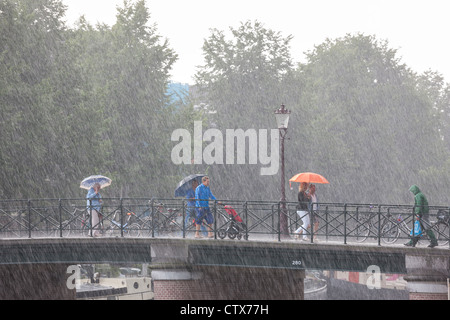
left=174, top=174, right=205, bottom=197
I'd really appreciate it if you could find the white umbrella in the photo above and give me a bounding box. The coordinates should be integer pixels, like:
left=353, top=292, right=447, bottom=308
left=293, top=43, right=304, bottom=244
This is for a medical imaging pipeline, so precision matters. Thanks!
left=80, top=175, right=112, bottom=190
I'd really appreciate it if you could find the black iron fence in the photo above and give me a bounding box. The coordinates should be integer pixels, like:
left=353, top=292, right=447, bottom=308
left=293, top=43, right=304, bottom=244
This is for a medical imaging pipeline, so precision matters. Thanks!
left=0, top=198, right=448, bottom=248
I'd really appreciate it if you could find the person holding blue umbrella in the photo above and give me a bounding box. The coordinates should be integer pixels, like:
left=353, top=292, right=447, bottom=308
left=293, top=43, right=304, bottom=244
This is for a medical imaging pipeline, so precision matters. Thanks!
left=175, top=174, right=207, bottom=236
left=185, top=179, right=206, bottom=235
left=174, top=174, right=205, bottom=197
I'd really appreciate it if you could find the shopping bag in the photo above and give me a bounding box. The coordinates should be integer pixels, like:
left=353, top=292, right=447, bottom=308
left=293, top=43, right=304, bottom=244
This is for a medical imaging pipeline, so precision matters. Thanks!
left=410, top=219, right=423, bottom=237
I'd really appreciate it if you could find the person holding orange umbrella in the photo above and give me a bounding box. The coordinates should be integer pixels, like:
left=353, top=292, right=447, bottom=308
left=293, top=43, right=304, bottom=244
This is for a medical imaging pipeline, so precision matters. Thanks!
left=290, top=172, right=329, bottom=241
left=289, top=172, right=329, bottom=186
left=294, top=182, right=310, bottom=240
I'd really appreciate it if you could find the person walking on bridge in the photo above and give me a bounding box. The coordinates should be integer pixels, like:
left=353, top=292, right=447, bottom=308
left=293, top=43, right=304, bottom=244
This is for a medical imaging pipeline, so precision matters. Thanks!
left=294, top=182, right=311, bottom=240
left=194, top=176, right=218, bottom=238
left=309, top=184, right=320, bottom=241
left=86, top=182, right=102, bottom=237
left=404, top=185, right=438, bottom=248
left=185, top=179, right=198, bottom=230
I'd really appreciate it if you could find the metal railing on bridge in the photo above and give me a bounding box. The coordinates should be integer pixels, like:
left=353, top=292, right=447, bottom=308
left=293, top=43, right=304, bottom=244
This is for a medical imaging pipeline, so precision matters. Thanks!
left=0, top=198, right=448, bottom=248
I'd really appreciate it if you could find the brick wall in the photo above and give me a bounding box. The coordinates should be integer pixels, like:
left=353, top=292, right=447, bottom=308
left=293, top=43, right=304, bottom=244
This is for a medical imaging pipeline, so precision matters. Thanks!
left=409, top=292, right=448, bottom=300
left=154, top=280, right=201, bottom=300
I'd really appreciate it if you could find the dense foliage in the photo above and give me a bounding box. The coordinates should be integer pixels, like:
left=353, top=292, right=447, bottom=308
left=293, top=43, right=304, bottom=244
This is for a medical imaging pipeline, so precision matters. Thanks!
left=1, top=0, right=449, bottom=205
left=193, top=26, right=450, bottom=205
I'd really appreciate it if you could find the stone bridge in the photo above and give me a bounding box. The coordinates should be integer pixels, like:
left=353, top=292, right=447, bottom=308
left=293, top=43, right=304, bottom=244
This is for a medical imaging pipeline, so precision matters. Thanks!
left=0, top=238, right=448, bottom=300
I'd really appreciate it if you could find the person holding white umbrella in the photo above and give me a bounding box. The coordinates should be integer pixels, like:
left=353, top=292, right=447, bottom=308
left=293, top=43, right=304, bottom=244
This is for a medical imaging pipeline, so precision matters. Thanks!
left=81, top=175, right=112, bottom=237
left=86, top=183, right=102, bottom=237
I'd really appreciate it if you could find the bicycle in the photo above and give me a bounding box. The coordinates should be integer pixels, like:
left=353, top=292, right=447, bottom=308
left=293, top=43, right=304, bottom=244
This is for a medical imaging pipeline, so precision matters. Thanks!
left=381, top=209, right=449, bottom=246
left=139, top=203, right=182, bottom=238
left=54, top=205, right=103, bottom=237
left=104, top=211, right=141, bottom=237
left=434, top=209, right=449, bottom=246
left=80, top=211, right=104, bottom=237
left=354, top=206, right=383, bottom=243
left=379, top=212, right=411, bottom=244
left=57, top=207, right=88, bottom=237
left=353, top=206, right=410, bottom=244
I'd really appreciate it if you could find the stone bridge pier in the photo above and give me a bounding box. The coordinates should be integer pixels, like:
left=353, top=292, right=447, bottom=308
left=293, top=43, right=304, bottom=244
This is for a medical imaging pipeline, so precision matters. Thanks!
left=150, top=241, right=306, bottom=300
left=404, top=252, right=449, bottom=300
left=150, top=240, right=450, bottom=300
left=152, top=266, right=305, bottom=300
left=150, top=241, right=307, bottom=299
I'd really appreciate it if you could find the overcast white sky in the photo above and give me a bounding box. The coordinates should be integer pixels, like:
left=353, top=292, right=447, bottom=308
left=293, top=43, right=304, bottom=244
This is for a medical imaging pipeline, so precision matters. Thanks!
left=62, top=0, right=450, bottom=85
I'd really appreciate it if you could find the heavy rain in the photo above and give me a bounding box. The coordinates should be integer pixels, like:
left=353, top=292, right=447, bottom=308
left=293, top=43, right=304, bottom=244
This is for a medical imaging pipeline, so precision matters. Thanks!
left=0, top=0, right=449, bottom=304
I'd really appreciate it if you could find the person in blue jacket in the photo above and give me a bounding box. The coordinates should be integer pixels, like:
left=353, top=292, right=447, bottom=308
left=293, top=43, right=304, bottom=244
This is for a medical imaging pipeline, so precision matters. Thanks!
left=194, top=176, right=219, bottom=238
left=86, top=183, right=102, bottom=237
left=185, top=179, right=207, bottom=236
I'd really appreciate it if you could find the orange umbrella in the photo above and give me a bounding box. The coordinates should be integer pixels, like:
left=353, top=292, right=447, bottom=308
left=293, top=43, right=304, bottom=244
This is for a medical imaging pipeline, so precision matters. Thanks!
left=289, top=172, right=329, bottom=188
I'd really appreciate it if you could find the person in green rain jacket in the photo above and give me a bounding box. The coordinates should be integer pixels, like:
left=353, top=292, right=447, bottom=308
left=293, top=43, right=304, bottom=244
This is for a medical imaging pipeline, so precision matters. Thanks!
left=404, top=185, right=438, bottom=247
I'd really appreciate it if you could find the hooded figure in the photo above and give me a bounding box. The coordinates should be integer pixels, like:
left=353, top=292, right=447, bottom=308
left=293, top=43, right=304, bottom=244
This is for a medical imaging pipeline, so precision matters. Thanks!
left=409, top=185, right=429, bottom=217
left=404, top=185, right=438, bottom=247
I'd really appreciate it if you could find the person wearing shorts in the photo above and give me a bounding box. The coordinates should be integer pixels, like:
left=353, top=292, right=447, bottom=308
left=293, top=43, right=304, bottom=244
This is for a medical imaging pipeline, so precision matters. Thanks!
left=194, top=176, right=217, bottom=238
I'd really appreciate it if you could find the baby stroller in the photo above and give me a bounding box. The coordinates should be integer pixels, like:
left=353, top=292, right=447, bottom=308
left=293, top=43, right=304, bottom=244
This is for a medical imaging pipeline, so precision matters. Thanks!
left=217, top=205, right=248, bottom=240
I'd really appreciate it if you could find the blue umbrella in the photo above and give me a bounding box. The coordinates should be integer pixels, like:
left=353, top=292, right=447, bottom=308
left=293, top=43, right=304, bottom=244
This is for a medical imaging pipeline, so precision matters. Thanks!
left=174, top=174, right=205, bottom=197
left=80, top=175, right=112, bottom=190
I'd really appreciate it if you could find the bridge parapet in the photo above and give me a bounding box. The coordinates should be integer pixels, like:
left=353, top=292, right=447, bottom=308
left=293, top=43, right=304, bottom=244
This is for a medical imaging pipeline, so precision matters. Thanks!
left=1, top=198, right=449, bottom=249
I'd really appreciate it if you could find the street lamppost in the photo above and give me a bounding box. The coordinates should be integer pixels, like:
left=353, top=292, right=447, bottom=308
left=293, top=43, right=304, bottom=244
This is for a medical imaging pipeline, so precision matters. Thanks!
left=275, top=104, right=291, bottom=237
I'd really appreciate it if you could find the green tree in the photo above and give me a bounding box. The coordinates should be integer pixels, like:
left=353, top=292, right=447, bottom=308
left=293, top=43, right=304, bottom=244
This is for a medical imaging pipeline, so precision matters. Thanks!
left=414, top=70, right=450, bottom=202
left=196, top=20, right=294, bottom=129
left=416, top=70, right=450, bottom=150
left=0, top=0, right=182, bottom=199
left=294, top=34, right=447, bottom=203
left=194, top=20, right=295, bottom=200
left=0, top=0, right=83, bottom=198
left=67, top=0, right=178, bottom=198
